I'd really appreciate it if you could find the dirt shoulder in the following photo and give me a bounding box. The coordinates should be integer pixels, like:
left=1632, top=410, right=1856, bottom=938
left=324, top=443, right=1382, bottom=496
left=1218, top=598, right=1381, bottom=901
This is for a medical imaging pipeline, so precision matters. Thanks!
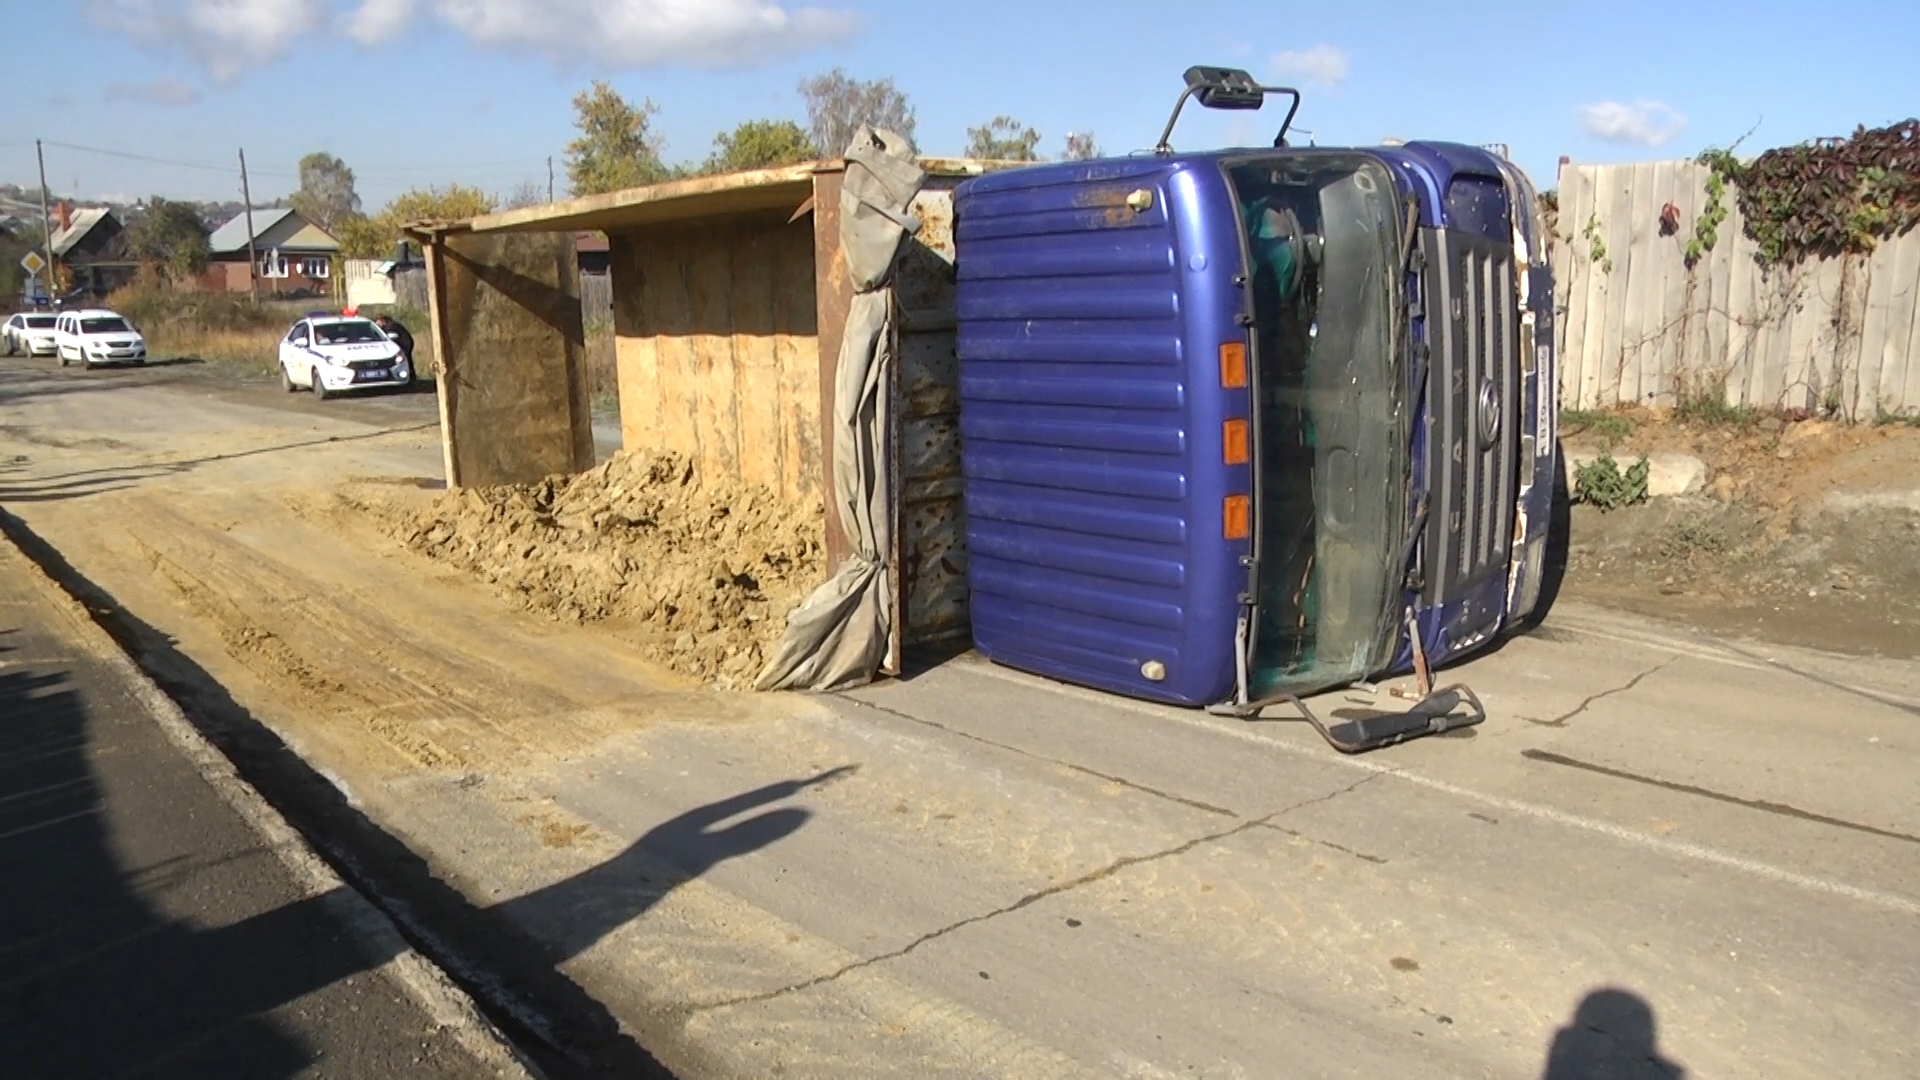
left=1558, top=409, right=1920, bottom=659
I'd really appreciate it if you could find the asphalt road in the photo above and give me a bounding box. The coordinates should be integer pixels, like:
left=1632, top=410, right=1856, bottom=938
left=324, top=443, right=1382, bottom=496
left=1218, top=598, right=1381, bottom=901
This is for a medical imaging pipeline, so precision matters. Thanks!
left=0, top=355, right=1916, bottom=1080
left=0, top=537, right=524, bottom=1079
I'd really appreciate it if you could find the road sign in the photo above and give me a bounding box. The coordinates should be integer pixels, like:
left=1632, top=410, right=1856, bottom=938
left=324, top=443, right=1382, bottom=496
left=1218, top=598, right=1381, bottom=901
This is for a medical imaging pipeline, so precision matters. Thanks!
left=20, top=250, right=45, bottom=275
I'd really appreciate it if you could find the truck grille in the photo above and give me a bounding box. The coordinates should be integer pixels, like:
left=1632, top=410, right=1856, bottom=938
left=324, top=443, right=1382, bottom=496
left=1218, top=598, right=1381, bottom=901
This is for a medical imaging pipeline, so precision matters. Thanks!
left=1423, top=230, right=1518, bottom=601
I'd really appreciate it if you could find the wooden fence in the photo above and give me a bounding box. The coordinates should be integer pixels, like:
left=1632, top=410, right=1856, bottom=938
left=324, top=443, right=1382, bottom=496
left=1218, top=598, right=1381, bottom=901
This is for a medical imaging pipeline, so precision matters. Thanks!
left=1553, top=160, right=1920, bottom=420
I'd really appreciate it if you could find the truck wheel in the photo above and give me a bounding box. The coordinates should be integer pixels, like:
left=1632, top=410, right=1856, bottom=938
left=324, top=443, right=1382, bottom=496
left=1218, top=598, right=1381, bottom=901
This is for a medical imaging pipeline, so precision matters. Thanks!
left=311, top=367, right=330, bottom=401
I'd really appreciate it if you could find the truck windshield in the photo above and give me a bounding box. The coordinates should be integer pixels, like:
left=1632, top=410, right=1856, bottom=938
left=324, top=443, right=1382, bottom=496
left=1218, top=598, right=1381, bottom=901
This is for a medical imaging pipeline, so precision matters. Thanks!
left=1227, top=153, right=1407, bottom=699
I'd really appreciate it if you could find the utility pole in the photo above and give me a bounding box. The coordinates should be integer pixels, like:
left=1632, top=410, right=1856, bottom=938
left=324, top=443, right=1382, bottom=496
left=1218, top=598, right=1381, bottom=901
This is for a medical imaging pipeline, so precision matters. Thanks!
left=547, top=156, right=554, bottom=202
left=35, top=140, right=54, bottom=303
left=238, top=148, right=259, bottom=302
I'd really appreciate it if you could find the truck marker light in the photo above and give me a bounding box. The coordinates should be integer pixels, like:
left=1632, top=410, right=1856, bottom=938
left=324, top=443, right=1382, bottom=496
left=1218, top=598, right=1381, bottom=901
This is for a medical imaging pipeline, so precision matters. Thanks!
left=1223, top=419, right=1250, bottom=465
left=1220, top=342, right=1247, bottom=388
left=1224, top=495, right=1251, bottom=540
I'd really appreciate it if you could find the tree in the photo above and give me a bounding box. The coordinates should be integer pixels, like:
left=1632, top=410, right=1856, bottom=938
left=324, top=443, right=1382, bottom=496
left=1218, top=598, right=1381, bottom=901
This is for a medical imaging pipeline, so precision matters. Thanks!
left=0, top=231, right=26, bottom=301
left=798, top=68, right=917, bottom=157
left=705, top=119, right=819, bottom=175
left=127, top=196, right=210, bottom=286
left=504, top=180, right=547, bottom=210
left=1062, top=131, right=1102, bottom=161
left=335, top=185, right=498, bottom=259
left=566, top=81, right=668, bottom=196
left=966, top=116, right=1043, bottom=162
left=290, top=152, right=361, bottom=234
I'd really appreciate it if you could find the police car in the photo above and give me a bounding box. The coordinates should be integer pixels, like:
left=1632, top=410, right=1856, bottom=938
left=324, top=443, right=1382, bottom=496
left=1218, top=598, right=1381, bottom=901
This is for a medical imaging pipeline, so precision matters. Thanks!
left=276, top=311, right=413, bottom=399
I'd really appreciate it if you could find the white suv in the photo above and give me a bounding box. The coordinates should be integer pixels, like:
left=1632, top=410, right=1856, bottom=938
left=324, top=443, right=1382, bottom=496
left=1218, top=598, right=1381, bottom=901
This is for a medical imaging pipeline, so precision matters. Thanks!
left=54, top=308, right=148, bottom=367
left=3, top=312, right=59, bottom=357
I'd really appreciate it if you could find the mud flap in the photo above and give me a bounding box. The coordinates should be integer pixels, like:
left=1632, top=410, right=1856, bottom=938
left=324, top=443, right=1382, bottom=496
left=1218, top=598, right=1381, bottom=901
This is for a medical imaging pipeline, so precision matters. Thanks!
left=1208, top=683, right=1485, bottom=754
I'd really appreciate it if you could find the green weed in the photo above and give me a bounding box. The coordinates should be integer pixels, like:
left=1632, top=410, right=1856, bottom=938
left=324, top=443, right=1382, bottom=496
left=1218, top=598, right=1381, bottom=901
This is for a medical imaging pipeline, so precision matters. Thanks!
left=1572, top=451, right=1650, bottom=511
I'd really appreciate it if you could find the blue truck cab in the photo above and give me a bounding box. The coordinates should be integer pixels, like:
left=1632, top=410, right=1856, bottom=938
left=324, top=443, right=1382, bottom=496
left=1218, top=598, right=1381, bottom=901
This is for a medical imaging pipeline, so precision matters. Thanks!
left=952, top=67, right=1558, bottom=718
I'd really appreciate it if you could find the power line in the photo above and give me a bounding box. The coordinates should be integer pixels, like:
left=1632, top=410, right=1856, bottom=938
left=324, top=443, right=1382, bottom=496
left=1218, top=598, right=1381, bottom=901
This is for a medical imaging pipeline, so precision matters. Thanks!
left=39, top=139, right=237, bottom=173
left=36, top=136, right=551, bottom=193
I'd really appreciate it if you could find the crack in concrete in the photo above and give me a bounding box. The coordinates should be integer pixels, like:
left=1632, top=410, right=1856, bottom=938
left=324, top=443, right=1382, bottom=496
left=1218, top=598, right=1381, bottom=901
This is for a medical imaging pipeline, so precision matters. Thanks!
left=1257, top=823, right=1390, bottom=864
left=1524, top=657, right=1678, bottom=728
left=690, top=773, right=1384, bottom=1015
left=828, top=693, right=1241, bottom=819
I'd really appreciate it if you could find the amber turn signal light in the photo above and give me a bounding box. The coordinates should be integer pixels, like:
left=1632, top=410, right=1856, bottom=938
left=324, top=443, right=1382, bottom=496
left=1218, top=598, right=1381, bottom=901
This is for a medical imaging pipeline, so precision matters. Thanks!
left=1220, top=342, right=1247, bottom=388
left=1223, top=419, right=1249, bottom=465
left=1224, top=495, right=1251, bottom=540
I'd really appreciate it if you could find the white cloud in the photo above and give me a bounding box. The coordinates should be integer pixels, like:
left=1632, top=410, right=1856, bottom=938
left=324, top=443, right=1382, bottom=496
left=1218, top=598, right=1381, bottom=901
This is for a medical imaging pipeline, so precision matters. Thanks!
left=1272, top=44, right=1349, bottom=92
left=434, top=0, right=859, bottom=67
left=346, top=0, right=416, bottom=43
left=1577, top=99, right=1687, bottom=147
left=93, top=0, right=858, bottom=74
left=104, top=76, right=202, bottom=105
left=87, top=0, right=325, bottom=80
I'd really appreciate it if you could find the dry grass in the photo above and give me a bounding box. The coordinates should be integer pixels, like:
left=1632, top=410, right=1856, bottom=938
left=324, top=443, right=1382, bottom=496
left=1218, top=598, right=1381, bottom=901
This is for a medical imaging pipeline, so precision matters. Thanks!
left=149, top=325, right=286, bottom=376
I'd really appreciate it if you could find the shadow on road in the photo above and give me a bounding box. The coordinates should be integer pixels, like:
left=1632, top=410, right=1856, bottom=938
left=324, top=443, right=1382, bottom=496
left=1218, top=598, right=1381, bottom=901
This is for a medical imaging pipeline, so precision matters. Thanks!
left=0, top=423, right=439, bottom=505
left=498, top=767, right=857, bottom=964
left=0, top=663, right=369, bottom=1077
left=1, top=504, right=838, bottom=1078
left=1540, top=987, right=1687, bottom=1080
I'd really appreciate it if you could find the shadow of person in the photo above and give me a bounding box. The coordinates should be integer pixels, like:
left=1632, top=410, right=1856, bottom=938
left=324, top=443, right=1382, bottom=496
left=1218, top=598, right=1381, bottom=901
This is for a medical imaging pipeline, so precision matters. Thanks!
left=494, top=766, right=859, bottom=964
left=1541, top=987, right=1687, bottom=1080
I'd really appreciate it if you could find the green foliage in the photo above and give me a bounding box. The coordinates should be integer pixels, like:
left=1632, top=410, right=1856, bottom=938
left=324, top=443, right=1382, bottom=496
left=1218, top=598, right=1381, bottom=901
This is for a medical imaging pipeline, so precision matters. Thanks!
left=1571, top=451, right=1650, bottom=511
left=1686, top=166, right=1730, bottom=266
left=290, top=152, right=361, bottom=235
left=798, top=68, right=918, bottom=157
left=1560, top=408, right=1633, bottom=446
left=1696, top=119, right=1920, bottom=265
left=334, top=184, right=498, bottom=259
left=966, top=116, right=1043, bottom=161
left=127, top=196, right=211, bottom=286
left=566, top=81, right=668, bottom=196
left=705, top=119, right=819, bottom=175
left=1583, top=212, right=1612, bottom=272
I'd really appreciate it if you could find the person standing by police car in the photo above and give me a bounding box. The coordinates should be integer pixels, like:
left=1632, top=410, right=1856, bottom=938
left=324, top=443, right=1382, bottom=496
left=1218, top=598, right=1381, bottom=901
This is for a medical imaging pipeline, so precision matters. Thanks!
left=374, top=314, right=414, bottom=366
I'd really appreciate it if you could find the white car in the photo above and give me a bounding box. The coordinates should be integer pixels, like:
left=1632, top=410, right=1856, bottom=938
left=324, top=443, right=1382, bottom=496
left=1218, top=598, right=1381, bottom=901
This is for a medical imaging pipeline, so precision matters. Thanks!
left=277, top=313, right=413, bottom=400
left=53, top=309, right=147, bottom=367
left=3, top=312, right=59, bottom=357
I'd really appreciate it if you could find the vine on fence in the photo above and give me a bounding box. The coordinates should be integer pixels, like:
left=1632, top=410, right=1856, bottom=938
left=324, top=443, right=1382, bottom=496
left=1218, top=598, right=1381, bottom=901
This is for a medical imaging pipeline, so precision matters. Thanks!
left=1685, top=167, right=1729, bottom=266
left=1695, top=119, right=1920, bottom=266
left=1583, top=212, right=1613, bottom=272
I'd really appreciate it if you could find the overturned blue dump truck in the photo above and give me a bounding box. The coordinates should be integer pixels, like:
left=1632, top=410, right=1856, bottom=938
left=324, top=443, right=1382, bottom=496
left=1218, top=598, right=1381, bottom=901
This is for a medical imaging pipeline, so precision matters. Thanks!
left=953, top=67, right=1561, bottom=748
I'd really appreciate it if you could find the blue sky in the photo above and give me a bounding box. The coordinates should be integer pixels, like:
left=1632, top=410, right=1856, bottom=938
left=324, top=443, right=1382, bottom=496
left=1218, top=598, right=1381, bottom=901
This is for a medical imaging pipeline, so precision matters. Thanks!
left=2, top=0, right=1913, bottom=212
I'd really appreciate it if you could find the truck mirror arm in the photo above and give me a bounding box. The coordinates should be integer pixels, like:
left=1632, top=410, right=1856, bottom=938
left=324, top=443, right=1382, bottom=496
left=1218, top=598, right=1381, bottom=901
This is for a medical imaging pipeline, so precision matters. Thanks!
left=1154, top=81, right=1303, bottom=156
